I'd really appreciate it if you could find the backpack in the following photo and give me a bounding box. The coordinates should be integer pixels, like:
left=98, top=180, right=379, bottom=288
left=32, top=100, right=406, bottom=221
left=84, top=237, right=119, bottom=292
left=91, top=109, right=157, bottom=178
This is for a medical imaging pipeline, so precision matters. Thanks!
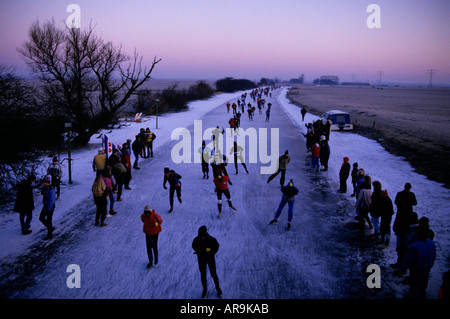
left=92, top=177, right=106, bottom=198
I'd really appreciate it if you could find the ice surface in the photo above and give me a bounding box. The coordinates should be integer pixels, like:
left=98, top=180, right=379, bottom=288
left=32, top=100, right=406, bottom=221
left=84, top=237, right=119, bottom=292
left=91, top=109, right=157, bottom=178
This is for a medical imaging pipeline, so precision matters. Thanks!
left=0, top=87, right=448, bottom=299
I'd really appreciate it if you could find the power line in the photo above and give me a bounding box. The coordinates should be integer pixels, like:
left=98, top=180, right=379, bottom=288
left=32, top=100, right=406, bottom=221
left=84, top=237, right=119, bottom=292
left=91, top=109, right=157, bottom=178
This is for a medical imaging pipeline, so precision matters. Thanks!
left=427, top=69, right=436, bottom=88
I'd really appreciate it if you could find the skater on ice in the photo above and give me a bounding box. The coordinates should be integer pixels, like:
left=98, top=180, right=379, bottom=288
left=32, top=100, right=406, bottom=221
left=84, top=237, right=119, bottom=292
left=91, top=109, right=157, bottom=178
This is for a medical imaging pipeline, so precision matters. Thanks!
left=229, top=141, right=248, bottom=174
left=267, top=150, right=290, bottom=186
left=163, top=167, right=182, bottom=213
left=141, top=205, right=162, bottom=269
left=212, top=173, right=236, bottom=218
left=199, top=140, right=212, bottom=179
left=269, top=179, right=299, bottom=230
left=192, top=225, right=222, bottom=298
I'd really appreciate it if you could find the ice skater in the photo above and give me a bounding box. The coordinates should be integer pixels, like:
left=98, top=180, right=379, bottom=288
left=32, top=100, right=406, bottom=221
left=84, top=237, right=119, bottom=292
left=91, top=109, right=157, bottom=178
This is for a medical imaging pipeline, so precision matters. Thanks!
left=269, top=179, right=299, bottom=230
left=229, top=141, right=248, bottom=174
left=198, top=140, right=211, bottom=179
left=192, top=225, right=222, bottom=298
left=163, top=167, right=182, bottom=213
left=213, top=174, right=236, bottom=218
left=141, top=205, right=162, bottom=269
left=267, top=150, right=290, bottom=186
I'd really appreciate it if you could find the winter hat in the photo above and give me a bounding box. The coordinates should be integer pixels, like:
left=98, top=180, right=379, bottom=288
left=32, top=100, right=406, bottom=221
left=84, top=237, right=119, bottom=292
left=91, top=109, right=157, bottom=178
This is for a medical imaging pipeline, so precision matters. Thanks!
left=144, top=205, right=152, bottom=213
left=52, top=156, right=58, bottom=162
left=343, top=157, right=349, bottom=163
left=43, top=175, right=51, bottom=183
left=164, top=167, right=170, bottom=174
left=198, top=225, right=207, bottom=236
left=284, top=150, right=289, bottom=155
left=288, top=179, right=294, bottom=187
left=98, top=148, right=104, bottom=154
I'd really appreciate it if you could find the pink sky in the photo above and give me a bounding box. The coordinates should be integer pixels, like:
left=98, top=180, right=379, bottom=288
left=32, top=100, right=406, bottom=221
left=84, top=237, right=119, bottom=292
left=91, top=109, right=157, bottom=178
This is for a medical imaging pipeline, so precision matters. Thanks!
left=1, top=0, right=449, bottom=84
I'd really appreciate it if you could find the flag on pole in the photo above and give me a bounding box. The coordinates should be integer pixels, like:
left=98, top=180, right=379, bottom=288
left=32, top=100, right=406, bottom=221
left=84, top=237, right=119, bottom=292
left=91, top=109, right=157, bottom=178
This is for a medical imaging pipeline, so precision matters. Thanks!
left=102, top=134, right=115, bottom=160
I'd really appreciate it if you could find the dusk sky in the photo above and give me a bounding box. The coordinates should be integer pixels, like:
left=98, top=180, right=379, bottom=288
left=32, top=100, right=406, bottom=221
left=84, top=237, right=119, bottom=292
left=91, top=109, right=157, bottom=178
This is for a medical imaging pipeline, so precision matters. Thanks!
left=1, top=0, right=449, bottom=84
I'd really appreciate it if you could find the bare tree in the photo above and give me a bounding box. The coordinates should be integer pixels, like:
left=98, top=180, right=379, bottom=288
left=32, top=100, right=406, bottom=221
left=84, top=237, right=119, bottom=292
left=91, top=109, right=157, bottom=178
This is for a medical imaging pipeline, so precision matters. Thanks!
left=18, top=19, right=161, bottom=145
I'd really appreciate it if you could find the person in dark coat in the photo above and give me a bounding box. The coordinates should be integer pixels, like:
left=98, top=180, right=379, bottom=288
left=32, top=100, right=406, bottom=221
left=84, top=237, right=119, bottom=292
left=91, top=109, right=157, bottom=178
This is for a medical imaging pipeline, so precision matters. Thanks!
left=269, top=179, right=299, bottom=230
left=13, top=174, right=37, bottom=235
left=369, top=181, right=395, bottom=246
left=395, top=225, right=436, bottom=299
left=350, top=162, right=359, bottom=197
left=301, top=107, right=306, bottom=121
left=198, top=140, right=211, bottom=179
left=192, top=226, right=222, bottom=298
left=392, top=183, right=418, bottom=268
left=163, top=167, right=182, bottom=213
left=47, top=156, right=63, bottom=199
left=229, top=141, right=248, bottom=174
left=319, top=136, right=330, bottom=171
left=132, top=135, right=143, bottom=169
left=338, top=157, right=351, bottom=193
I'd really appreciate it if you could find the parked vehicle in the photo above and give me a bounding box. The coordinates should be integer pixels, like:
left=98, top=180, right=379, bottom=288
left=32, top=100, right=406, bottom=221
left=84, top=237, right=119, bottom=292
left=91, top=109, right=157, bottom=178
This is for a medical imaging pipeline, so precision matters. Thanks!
left=322, top=110, right=353, bottom=131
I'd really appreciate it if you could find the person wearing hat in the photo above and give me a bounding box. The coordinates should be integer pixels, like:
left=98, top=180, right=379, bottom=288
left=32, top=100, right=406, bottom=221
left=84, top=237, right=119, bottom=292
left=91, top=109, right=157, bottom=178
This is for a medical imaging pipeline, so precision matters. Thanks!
left=192, top=226, right=222, bottom=298
left=338, top=157, right=351, bottom=193
left=39, top=175, right=56, bottom=240
left=267, top=150, right=290, bottom=186
left=163, top=167, right=182, bottom=213
left=13, top=174, right=37, bottom=235
left=269, top=179, right=299, bottom=230
left=47, top=156, right=63, bottom=199
left=141, top=205, right=162, bottom=268
left=212, top=173, right=236, bottom=218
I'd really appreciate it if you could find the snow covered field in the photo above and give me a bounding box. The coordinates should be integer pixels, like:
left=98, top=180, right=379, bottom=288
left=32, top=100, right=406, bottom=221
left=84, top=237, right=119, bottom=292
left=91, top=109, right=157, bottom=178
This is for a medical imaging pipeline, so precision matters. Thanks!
left=0, top=87, right=448, bottom=301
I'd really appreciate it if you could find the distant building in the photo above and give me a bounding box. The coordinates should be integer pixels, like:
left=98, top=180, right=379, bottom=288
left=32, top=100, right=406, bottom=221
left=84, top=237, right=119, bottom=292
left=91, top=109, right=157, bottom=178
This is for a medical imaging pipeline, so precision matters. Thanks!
left=289, top=74, right=304, bottom=84
left=313, top=76, right=340, bottom=85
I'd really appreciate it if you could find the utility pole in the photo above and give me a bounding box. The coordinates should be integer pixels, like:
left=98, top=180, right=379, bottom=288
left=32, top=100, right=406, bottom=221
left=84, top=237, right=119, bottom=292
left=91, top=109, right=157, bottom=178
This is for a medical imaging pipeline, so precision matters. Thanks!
left=64, top=122, right=73, bottom=184
left=378, top=71, right=383, bottom=88
left=427, top=69, right=436, bottom=88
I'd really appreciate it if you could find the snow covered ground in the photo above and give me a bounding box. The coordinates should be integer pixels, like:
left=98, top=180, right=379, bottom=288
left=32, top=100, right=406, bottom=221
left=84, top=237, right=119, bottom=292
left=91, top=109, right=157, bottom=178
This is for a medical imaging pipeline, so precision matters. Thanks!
left=0, top=87, right=448, bottom=300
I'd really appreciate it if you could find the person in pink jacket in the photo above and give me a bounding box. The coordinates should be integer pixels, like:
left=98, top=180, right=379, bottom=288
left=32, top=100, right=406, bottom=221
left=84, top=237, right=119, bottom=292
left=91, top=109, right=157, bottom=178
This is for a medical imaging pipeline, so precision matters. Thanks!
left=141, top=205, right=163, bottom=269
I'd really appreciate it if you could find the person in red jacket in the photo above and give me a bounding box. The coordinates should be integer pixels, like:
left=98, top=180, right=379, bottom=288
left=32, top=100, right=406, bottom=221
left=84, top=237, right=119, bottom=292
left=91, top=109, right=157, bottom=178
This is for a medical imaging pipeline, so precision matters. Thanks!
left=311, top=141, right=321, bottom=170
left=141, top=205, right=163, bottom=269
left=212, top=174, right=236, bottom=218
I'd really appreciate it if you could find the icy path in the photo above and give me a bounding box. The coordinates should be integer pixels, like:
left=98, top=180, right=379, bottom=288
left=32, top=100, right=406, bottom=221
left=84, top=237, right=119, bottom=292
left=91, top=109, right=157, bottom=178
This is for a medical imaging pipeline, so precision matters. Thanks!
left=1, top=87, right=448, bottom=299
